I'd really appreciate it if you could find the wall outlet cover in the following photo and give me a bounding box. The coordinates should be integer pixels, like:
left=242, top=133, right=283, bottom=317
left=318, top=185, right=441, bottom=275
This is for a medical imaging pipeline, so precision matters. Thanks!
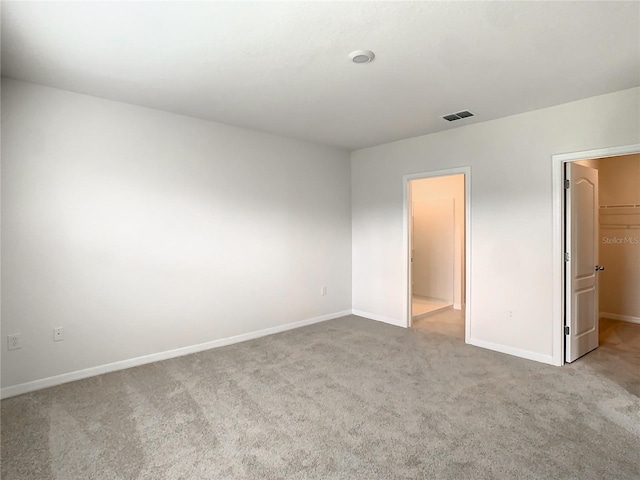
left=7, top=334, right=21, bottom=350
left=53, top=327, right=64, bottom=342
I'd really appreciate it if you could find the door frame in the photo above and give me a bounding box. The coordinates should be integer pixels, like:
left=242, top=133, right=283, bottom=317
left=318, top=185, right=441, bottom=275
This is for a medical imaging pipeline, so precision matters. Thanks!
left=402, top=166, right=471, bottom=343
left=551, top=144, right=640, bottom=366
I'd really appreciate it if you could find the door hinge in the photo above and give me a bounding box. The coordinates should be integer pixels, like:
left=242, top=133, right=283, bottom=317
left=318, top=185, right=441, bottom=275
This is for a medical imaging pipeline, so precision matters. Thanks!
left=564, top=179, right=570, bottom=189
left=564, top=252, right=570, bottom=262
left=565, top=326, right=570, bottom=335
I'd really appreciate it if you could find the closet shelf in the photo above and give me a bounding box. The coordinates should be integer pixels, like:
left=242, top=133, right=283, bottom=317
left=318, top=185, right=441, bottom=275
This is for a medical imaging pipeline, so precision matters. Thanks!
left=600, top=204, right=640, bottom=228
left=600, top=204, right=640, bottom=209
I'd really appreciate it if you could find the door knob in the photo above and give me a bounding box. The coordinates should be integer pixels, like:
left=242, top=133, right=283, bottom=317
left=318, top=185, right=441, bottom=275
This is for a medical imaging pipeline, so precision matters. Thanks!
left=595, top=265, right=605, bottom=271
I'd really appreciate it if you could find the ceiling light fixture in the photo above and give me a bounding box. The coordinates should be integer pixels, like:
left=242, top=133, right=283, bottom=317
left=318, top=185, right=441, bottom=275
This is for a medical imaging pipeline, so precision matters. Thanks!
left=349, top=50, right=375, bottom=64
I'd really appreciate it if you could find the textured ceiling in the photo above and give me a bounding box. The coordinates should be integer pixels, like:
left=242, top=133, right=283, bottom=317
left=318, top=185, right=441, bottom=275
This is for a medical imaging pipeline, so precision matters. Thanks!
left=2, top=1, right=639, bottom=150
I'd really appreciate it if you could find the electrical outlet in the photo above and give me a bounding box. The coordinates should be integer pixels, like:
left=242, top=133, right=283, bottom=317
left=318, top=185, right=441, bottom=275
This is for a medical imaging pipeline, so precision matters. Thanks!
left=53, top=327, right=64, bottom=342
left=7, top=334, right=21, bottom=351
left=321, top=286, right=327, bottom=296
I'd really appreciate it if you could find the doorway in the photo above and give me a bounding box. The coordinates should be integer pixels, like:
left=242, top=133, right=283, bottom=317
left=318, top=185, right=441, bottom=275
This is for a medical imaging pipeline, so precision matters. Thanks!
left=403, top=167, right=471, bottom=342
left=552, top=144, right=640, bottom=366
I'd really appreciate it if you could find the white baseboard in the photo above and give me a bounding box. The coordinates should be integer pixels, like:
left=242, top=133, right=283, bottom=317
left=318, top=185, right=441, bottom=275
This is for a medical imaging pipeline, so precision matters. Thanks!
left=600, top=312, right=640, bottom=325
left=352, top=309, right=405, bottom=327
left=468, top=337, right=555, bottom=365
left=0, top=310, right=352, bottom=399
left=453, top=303, right=463, bottom=310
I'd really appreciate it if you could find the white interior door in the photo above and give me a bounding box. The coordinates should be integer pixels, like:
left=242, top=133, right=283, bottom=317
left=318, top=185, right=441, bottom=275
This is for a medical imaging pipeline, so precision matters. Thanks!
left=565, top=163, right=600, bottom=363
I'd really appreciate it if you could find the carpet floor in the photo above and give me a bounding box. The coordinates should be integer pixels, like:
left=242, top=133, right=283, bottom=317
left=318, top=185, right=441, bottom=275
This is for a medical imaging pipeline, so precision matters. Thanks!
left=1, top=315, right=639, bottom=479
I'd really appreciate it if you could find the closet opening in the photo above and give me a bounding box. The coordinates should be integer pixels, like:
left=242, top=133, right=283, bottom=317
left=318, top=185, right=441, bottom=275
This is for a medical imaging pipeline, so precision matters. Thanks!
left=565, top=153, right=640, bottom=362
left=552, top=144, right=640, bottom=367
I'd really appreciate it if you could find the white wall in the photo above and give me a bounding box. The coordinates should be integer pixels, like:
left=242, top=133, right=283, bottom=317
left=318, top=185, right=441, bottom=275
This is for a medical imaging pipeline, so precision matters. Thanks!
left=351, top=87, right=640, bottom=363
left=411, top=175, right=465, bottom=307
left=1, top=79, right=352, bottom=391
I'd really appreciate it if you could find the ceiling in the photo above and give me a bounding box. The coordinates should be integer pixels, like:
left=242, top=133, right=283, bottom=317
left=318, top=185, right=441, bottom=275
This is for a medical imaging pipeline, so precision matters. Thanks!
left=2, top=1, right=639, bottom=150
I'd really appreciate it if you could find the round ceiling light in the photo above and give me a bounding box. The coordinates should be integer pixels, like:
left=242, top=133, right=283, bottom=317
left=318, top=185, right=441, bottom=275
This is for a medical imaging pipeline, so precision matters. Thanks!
left=349, top=50, right=375, bottom=64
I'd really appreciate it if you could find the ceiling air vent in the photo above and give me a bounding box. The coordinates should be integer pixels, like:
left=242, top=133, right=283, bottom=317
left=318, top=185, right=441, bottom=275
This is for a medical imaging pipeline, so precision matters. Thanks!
left=442, top=110, right=475, bottom=122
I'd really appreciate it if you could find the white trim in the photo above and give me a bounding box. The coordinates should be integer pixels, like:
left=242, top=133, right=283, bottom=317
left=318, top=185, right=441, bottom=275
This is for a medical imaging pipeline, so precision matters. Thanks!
left=552, top=145, right=640, bottom=163
left=0, top=310, right=351, bottom=399
left=402, top=166, right=471, bottom=344
left=352, top=309, right=405, bottom=327
left=600, top=312, right=640, bottom=325
left=552, top=144, right=640, bottom=366
left=468, top=337, right=555, bottom=365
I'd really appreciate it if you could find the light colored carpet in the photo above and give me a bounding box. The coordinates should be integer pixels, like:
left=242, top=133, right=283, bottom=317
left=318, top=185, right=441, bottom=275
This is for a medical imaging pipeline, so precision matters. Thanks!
left=1, top=315, right=639, bottom=479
